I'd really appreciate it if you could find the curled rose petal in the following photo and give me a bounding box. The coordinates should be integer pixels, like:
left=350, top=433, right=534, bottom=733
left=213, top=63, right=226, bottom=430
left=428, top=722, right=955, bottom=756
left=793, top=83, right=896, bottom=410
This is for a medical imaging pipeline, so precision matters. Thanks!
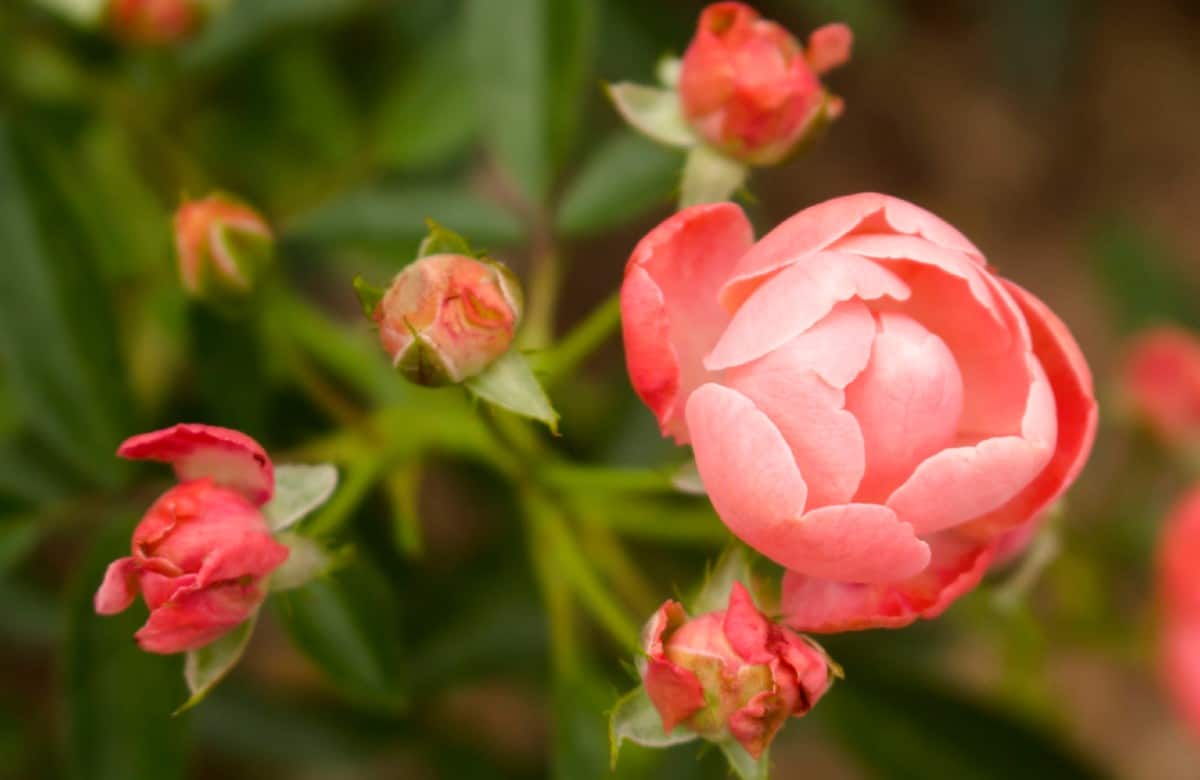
left=118, top=424, right=274, bottom=506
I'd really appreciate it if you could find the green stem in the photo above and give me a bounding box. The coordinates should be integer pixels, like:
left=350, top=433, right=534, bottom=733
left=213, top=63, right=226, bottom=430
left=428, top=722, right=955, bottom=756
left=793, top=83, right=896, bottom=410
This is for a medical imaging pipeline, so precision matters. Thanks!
left=521, top=246, right=562, bottom=350
left=538, top=292, right=622, bottom=389
left=539, top=463, right=674, bottom=494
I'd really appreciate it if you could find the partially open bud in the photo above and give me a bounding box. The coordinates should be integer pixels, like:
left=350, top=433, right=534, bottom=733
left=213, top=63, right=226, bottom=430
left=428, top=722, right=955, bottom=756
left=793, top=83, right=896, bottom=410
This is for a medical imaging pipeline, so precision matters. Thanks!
left=1119, top=327, right=1200, bottom=451
left=109, top=0, right=203, bottom=44
left=678, top=3, right=851, bottom=166
left=641, top=582, right=832, bottom=759
left=372, top=254, right=522, bottom=386
left=174, top=193, right=273, bottom=301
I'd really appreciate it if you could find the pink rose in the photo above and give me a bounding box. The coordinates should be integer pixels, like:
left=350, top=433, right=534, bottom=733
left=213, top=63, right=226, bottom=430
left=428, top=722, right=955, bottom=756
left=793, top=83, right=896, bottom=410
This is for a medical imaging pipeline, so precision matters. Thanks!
left=621, top=194, right=1097, bottom=631
left=642, top=582, right=831, bottom=758
left=94, top=424, right=289, bottom=654
left=1119, top=327, right=1200, bottom=449
left=679, top=3, right=852, bottom=166
left=373, top=253, right=522, bottom=386
left=174, top=193, right=273, bottom=300
left=1160, top=488, right=1200, bottom=739
left=110, top=0, right=200, bottom=44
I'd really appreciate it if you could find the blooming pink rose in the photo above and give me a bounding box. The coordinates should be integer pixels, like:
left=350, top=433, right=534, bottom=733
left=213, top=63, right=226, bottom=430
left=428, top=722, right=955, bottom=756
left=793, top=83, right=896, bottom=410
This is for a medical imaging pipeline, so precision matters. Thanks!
left=174, top=193, right=273, bottom=299
left=1160, top=488, right=1200, bottom=739
left=642, top=582, right=831, bottom=758
left=373, top=253, right=522, bottom=386
left=679, top=2, right=852, bottom=166
left=110, top=0, right=200, bottom=44
left=621, top=194, right=1097, bottom=631
left=1119, top=327, right=1200, bottom=449
left=94, top=424, right=288, bottom=654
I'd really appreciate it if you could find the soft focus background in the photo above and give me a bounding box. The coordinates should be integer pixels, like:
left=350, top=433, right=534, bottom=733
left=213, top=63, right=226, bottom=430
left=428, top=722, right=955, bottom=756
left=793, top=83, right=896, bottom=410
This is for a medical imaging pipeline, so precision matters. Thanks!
left=2, top=0, right=1199, bottom=778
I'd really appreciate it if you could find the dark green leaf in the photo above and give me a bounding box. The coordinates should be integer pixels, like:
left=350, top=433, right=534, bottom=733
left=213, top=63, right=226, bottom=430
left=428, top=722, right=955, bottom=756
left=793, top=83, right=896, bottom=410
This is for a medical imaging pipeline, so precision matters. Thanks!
left=556, top=131, right=681, bottom=238
left=274, top=560, right=406, bottom=711
left=465, top=0, right=596, bottom=204
left=64, top=519, right=189, bottom=780
left=0, top=120, right=132, bottom=486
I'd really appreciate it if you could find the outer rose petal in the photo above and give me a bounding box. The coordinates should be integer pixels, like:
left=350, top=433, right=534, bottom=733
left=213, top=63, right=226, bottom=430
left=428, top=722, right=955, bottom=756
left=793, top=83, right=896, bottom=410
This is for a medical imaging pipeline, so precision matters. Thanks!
left=1159, top=488, right=1200, bottom=619
left=963, top=282, right=1098, bottom=539
left=720, top=193, right=983, bottom=310
left=686, top=384, right=929, bottom=582
left=118, top=424, right=274, bottom=505
left=728, top=689, right=788, bottom=760
left=806, top=23, right=853, bottom=74
left=621, top=203, right=754, bottom=442
left=642, top=599, right=705, bottom=733
left=782, top=531, right=995, bottom=632
left=94, top=557, right=140, bottom=615
left=724, top=581, right=772, bottom=664
left=134, top=580, right=262, bottom=654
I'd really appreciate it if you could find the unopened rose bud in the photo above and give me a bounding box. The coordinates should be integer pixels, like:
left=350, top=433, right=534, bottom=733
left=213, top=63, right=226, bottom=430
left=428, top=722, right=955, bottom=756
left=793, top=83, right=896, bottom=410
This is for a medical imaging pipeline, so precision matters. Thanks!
left=95, top=424, right=288, bottom=654
left=678, top=2, right=852, bottom=165
left=641, top=582, right=832, bottom=759
left=372, top=253, right=523, bottom=386
left=109, top=0, right=202, bottom=45
left=174, top=193, right=273, bottom=301
left=1119, top=327, right=1200, bottom=451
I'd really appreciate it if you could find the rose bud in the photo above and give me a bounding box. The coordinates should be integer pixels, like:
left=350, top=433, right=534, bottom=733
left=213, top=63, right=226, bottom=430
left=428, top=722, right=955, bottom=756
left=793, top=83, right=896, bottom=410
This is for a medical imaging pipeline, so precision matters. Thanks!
left=372, top=253, right=522, bottom=386
left=642, top=582, right=831, bottom=758
left=174, top=193, right=274, bottom=301
left=94, top=424, right=288, bottom=654
left=1119, top=327, right=1200, bottom=450
left=109, top=0, right=201, bottom=45
left=678, top=2, right=852, bottom=166
left=621, top=194, right=1097, bottom=632
left=1159, top=487, right=1200, bottom=739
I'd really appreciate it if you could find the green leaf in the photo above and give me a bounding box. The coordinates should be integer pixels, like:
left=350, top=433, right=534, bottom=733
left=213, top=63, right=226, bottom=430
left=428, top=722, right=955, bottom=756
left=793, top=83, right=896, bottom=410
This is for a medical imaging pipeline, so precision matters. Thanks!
left=679, top=144, right=748, bottom=209
left=556, top=131, right=681, bottom=238
left=466, top=0, right=596, bottom=204
left=464, top=349, right=560, bottom=433
left=176, top=614, right=257, bottom=715
left=717, top=740, right=769, bottom=780
left=64, top=519, right=188, bottom=780
left=416, top=219, right=474, bottom=259
left=609, top=686, right=697, bottom=768
left=0, top=121, right=132, bottom=486
left=269, top=532, right=342, bottom=592
left=816, top=661, right=1109, bottom=780
left=275, top=561, right=405, bottom=710
left=605, top=83, right=696, bottom=148
left=263, top=463, right=339, bottom=532
left=283, top=183, right=524, bottom=251
left=352, top=275, right=386, bottom=319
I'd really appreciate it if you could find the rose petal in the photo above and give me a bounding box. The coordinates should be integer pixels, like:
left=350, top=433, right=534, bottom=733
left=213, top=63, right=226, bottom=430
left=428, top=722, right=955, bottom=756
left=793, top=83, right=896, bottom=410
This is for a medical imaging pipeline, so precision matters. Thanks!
left=705, top=251, right=910, bottom=371
left=622, top=203, right=754, bottom=442
left=724, top=581, right=771, bottom=664
left=643, top=658, right=706, bottom=734
left=94, top=557, right=140, bottom=615
left=782, top=531, right=995, bottom=632
left=134, top=580, right=261, bottom=654
left=963, top=282, right=1098, bottom=539
left=118, top=424, right=274, bottom=505
left=720, top=193, right=983, bottom=310
left=843, top=312, right=964, bottom=502
left=724, top=301, right=872, bottom=506
left=806, top=23, right=853, bottom=74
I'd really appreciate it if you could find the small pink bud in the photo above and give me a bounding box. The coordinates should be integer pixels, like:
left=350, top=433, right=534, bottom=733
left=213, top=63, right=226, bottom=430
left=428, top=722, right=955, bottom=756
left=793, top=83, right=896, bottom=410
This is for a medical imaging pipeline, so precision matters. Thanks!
left=95, top=424, right=288, bottom=654
left=174, top=193, right=274, bottom=301
left=1158, top=488, right=1200, bottom=738
left=109, top=0, right=201, bottom=45
left=1119, top=327, right=1200, bottom=449
left=373, top=254, right=523, bottom=386
left=678, top=2, right=852, bottom=166
left=641, top=583, right=832, bottom=759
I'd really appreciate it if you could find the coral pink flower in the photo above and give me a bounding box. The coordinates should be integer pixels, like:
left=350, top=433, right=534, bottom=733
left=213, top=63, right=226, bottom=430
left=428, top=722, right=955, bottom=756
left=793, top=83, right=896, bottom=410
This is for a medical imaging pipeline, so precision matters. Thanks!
left=110, top=0, right=200, bottom=45
left=621, top=194, right=1097, bottom=631
left=642, top=582, right=831, bottom=758
left=1160, top=488, right=1200, bottom=739
left=174, top=193, right=273, bottom=299
left=1120, top=327, right=1200, bottom=449
left=94, top=424, right=288, bottom=654
left=679, top=2, right=852, bottom=165
left=373, top=254, right=522, bottom=386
